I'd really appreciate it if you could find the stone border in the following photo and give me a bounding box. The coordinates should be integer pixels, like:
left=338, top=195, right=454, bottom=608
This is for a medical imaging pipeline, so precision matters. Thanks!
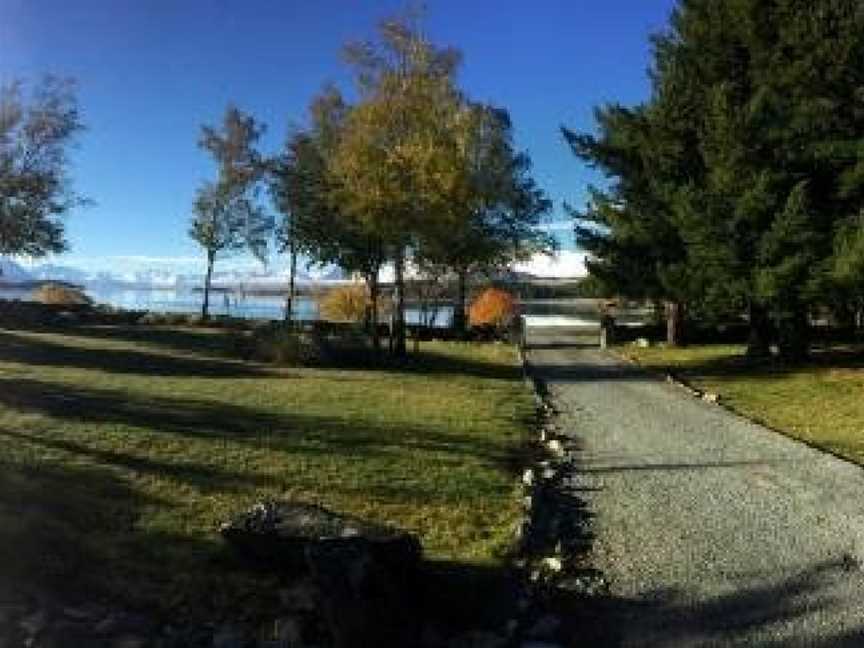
left=508, top=344, right=608, bottom=646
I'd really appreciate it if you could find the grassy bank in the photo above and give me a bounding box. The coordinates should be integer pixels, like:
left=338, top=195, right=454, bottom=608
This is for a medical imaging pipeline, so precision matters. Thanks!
left=620, top=343, right=864, bottom=465
left=0, top=325, right=532, bottom=621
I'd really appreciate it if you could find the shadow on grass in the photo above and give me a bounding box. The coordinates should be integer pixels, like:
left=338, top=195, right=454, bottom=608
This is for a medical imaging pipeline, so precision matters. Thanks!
left=0, top=377, right=517, bottom=480
left=0, top=427, right=282, bottom=494
left=0, top=460, right=165, bottom=601
left=5, top=457, right=862, bottom=644
left=0, top=457, right=524, bottom=639
left=0, top=324, right=537, bottom=634
left=638, top=344, right=864, bottom=383
left=0, top=324, right=522, bottom=382
left=0, top=329, right=269, bottom=378
left=67, top=323, right=245, bottom=359
left=0, top=459, right=292, bottom=624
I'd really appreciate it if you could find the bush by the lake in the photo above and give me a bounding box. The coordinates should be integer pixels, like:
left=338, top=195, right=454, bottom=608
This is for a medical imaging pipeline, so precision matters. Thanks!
left=33, top=283, right=92, bottom=307
left=317, top=285, right=369, bottom=323
left=250, top=322, right=373, bottom=366
left=469, top=288, right=518, bottom=329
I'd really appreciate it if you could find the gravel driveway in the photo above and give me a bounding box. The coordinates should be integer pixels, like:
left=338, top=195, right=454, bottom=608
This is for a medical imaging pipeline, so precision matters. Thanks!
left=526, top=327, right=864, bottom=647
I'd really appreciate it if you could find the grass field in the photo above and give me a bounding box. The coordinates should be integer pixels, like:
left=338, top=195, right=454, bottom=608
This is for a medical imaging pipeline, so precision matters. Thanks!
left=0, top=324, right=532, bottom=621
left=620, top=343, right=864, bottom=465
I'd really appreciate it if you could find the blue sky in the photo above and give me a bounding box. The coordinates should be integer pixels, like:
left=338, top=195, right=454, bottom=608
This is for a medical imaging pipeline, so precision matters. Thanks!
left=1, top=0, right=677, bottom=274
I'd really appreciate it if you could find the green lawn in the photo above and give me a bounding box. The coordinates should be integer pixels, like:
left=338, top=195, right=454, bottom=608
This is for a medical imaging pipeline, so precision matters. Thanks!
left=0, top=325, right=531, bottom=621
left=620, top=342, right=864, bottom=465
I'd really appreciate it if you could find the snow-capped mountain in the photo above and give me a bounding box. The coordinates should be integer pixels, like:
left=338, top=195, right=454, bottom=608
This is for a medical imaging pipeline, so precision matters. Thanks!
left=0, top=257, right=34, bottom=283
left=24, top=261, right=347, bottom=290
left=27, top=264, right=89, bottom=284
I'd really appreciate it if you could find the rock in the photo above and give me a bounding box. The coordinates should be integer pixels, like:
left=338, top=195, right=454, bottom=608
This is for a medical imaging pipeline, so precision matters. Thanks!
left=33, top=620, right=104, bottom=648
left=19, top=609, right=49, bottom=638
left=526, top=614, right=561, bottom=640
left=212, top=624, right=250, bottom=648
left=0, top=604, right=26, bottom=628
left=702, top=392, right=720, bottom=404
left=449, top=631, right=507, bottom=648
left=505, top=619, right=519, bottom=637
left=419, top=623, right=446, bottom=648
left=62, top=603, right=106, bottom=622
left=305, top=537, right=420, bottom=647
left=258, top=617, right=303, bottom=647
left=110, top=635, right=149, bottom=648
left=220, top=501, right=421, bottom=577
left=95, top=614, right=153, bottom=637
left=277, top=581, right=319, bottom=613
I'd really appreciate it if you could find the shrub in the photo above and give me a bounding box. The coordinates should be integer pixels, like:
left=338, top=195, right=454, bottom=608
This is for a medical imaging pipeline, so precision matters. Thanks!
left=468, top=288, right=518, bottom=328
left=251, top=326, right=327, bottom=366
left=32, top=283, right=92, bottom=307
left=317, top=285, right=369, bottom=323
left=250, top=323, right=373, bottom=367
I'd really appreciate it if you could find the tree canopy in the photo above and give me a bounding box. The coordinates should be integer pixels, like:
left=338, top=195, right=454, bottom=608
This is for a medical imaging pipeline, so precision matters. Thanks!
left=0, top=77, right=85, bottom=258
left=189, top=106, right=271, bottom=318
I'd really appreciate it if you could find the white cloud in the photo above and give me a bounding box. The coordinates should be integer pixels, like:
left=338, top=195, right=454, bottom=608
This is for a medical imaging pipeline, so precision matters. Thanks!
left=537, top=221, right=574, bottom=232
left=514, top=250, right=586, bottom=278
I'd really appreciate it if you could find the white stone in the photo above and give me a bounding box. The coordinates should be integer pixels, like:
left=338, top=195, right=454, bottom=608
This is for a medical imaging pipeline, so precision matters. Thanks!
left=546, top=439, right=564, bottom=457
left=541, top=556, right=563, bottom=573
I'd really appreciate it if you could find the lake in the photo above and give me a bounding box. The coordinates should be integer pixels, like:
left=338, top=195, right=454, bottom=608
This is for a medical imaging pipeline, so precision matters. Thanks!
left=0, top=288, right=652, bottom=328
left=0, top=286, right=455, bottom=326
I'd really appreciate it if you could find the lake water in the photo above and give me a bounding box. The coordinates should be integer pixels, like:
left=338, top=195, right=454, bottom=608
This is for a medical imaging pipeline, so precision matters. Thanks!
left=0, top=288, right=652, bottom=328
left=0, top=286, right=454, bottom=326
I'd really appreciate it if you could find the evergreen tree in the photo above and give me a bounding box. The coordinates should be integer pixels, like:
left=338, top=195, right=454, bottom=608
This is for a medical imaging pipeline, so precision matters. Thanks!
left=568, top=0, right=864, bottom=356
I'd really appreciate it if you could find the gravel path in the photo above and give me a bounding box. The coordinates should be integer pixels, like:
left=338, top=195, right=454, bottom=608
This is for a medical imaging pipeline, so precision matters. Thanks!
left=527, top=328, right=864, bottom=647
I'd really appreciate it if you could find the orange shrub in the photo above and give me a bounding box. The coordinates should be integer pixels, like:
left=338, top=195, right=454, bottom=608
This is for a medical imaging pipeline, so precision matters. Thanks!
left=468, top=288, right=518, bottom=328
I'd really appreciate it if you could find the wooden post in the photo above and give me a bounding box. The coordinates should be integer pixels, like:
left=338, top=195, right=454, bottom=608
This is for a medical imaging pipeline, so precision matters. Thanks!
left=600, top=314, right=615, bottom=349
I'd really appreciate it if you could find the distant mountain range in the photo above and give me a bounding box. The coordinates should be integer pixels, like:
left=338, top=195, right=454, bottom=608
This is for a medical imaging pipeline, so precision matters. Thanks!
left=1, top=257, right=346, bottom=290
left=0, top=258, right=34, bottom=283
left=1, top=249, right=584, bottom=291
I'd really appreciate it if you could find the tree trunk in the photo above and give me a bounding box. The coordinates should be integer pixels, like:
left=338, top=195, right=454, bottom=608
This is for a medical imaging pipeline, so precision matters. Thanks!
left=453, top=270, right=468, bottom=336
left=367, top=272, right=381, bottom=355
left=746, top=302, right=774, bottom=358
left=393, top=248, right=407, bottom=357
left=778, top=307, right=809, bottom=362
left=285, top=243, right=297, bottom=325
left=201, top=251, right=215, bottom=321
left=665, top=301, right=685, bottom=347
